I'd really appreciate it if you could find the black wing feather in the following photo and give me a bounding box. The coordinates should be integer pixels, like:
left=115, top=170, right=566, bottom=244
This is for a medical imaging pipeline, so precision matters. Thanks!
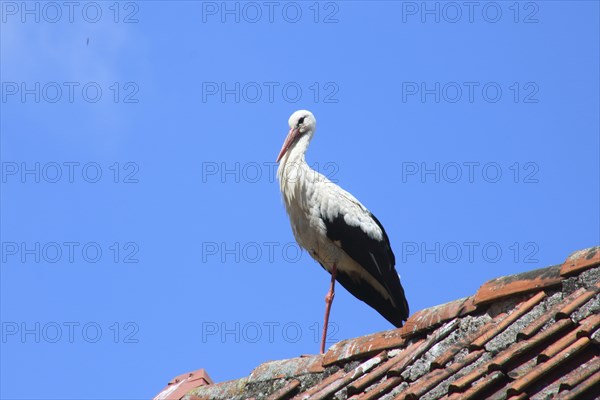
left=323, top=213, right=409, bottom=327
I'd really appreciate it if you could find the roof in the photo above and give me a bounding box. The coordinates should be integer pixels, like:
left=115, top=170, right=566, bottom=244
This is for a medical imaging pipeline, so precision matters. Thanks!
left=154, top=246, right=600, bottom=400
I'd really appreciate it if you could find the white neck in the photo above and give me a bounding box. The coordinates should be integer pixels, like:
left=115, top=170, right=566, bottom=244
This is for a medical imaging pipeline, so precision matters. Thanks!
left=277, top=134, right=313, bottom=204
left=281, top=134, right=311, bottom=165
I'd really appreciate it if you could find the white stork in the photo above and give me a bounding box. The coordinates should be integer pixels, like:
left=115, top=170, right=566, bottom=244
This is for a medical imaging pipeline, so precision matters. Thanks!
left=276, top=110, right=409, bottom=354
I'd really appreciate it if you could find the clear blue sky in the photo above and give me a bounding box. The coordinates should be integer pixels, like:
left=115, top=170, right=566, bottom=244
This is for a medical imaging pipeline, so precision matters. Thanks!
left=1, top=1, right=598, bottom=399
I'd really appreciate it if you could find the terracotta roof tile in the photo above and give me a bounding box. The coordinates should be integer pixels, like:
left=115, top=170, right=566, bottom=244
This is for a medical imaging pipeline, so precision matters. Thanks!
left=474, top=266, right=562, bottom=305
left=470, top=291, right=547, bottom=350
left=154, top=369, right=212, bottom=400
left=322, top=328, right=404, bottom=367
left=517, top=288, right=586, bottom=340
left=488, top=318, right=573, bottom=372
left=576, top=312, right=600, bottom=337
left=560, top=246, right=600, bottom=276
left=506, top=337, right=591, bottom=396
left=555, top=371, right=600, bottom=400
left=347, top=348, right=413, bottom=395
left=389, top=319, right=460, bottom=376
left=355, top=376, right=403, bottom=400
left=447, top=363, right=486, bottom=394
left=459, top=371, right=506, bottom=400
left=431, top=316, right=498, bottom=369
left=508, top=393, right=528, bottom=400
left=401, top=296, right=477, bottom=337
left=308, top=352, right=387, bottom=400
left=159, top=247, right=600, bottom=400
left=289, top=369, right=345, bottom=400
left=555, top=287, right=598, bottom=319
left=400, top=349, right=484, bottom=400
left=247, top=355, right=323, bottom=382
left=536, top=328, right=580, bottom=362
left=557, top=356, right=600, bottom=392
left=264, top=379, right=300, bottom=400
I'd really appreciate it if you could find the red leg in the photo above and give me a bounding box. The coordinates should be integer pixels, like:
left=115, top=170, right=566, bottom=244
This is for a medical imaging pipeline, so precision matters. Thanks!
left=320, top=263, right=337, bottom=354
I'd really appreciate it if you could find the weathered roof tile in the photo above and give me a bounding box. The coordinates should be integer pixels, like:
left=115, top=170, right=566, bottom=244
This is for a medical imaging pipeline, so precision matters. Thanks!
left=470, top=291, right=546, bottom=350
left=289, top=369, right=345, bottom=400
left=560, top=246, right=600, bottom=276
left=506, top=337, right=591, bottom=396
left=402, top=296, right=477, bottom=337
left=555, top=287, right=598, bottom=319
left=322, top=328, right=405, bottom=367
left=558, top=356, right=600, bottom=392
left=347, top=349, right=409, bottom=395
left=248, top=355, right=324, bottom=382
left=308, top=352, right=386, bottom=400
left=474, top=266, right=561, bottom=305
left=264, top=379, right=300, bottom=400
left=154, top=369, right=213, bottom=400
left=459, top=371, right=506, bottom=400
left=557, top=371, right=600, bottom=400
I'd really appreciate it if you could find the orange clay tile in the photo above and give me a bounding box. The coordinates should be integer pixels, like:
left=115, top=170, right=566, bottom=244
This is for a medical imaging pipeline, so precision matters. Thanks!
left=430, top=318, right=496, bottom=369
left=506, top=337, right=591, bottom=396
left=388, top=319, right=460, bottom=376
left=470, top=291, right=547, bottom=350
left=308, top=352, right=387, bottom=400
left=447, top=365, right=487, bottom=394
left=450, top=317, right=573, bottom=394
left=248, top=355, right=324, bottom=383
left=576, top=312, right=600, bottom=337
left=265, top=380, right=300, bottom=400
left=356, top=376, right=403, bottom=400
left=487, top=339, right=536, bottom=372
left=558, top=356, right=600, bottom=392
left=155, top=369, right=213, bottom=400
left=560, top=246, right=600, bottom=276
left=403, top=350, right=484, bottom=399
left=402, top=296, right=478, bottom=337
left=322, top=329, right=404, bottom=367
left=555, top=288, right=598, bottom=319
left=347, top=344, right=422, bottom=395
left=555, top=371, right=600, bottom=400
left=537, top=328, right=580, bottom=362
left=517, top=287, right=587, bottom=340
left=508, top=393, right=528, bottom=400
left=459, top=371, right=506, bottom=400
left=289, top=369, right=346, bottom=400
left=474, top=266, right=562, bottom=305
left=490, top=318, right=573, bottom=371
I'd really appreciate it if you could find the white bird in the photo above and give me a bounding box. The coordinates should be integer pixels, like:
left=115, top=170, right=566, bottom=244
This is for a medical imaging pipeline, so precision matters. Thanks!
left=276, top=110, right=409, bottom=353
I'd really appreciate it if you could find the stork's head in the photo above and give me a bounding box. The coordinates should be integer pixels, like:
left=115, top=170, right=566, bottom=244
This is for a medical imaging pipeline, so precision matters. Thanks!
left=276, top=110, right=316, bottom=163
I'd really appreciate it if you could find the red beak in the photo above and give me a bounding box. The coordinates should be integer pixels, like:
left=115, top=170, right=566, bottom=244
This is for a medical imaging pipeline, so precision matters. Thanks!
left=276, top=127, right=299, bottom=163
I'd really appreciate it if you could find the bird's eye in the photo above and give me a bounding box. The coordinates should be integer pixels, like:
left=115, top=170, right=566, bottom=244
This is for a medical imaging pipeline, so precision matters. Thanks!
left=297, top=116, right=306, bottom=126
